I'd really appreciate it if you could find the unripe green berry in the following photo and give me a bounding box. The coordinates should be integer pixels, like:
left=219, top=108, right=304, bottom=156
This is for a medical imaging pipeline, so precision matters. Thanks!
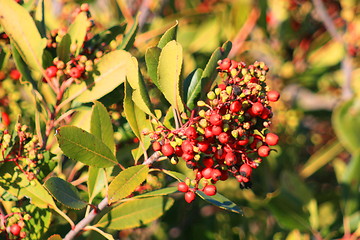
left=199, top=119, right=208, bottom=128
left=198, top=110, right=206, bottom=117
left=215, top=88, right=221, bottom=95
left=207, top=91, right=216, bottom=100
left=226, top=86, right=232, bottom=95
left=197, top=101, right=206, bottom=107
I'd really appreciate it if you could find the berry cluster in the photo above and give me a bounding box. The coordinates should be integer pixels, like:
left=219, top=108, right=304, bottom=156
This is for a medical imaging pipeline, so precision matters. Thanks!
left=1, top=123, right=44, bottom=181
left=149, top=58, right=280, bottom=203
left=0, top=210, right=31, bottom=239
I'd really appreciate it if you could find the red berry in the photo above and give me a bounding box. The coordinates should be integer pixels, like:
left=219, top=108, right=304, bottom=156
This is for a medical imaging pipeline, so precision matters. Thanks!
left=185, top=126, right=198, bottom=139
left=265, top=133, right=279, bottom=146
left=209, top=113, right=223, bottom=126
left=69, top=67, right=82, bottom=78
left=204, top=126, right=214, bottom=138
left=230, top=101, right=242, bottom=113
left=218, top=58, right=231, bottom=71
left=174, top=146, right=183, bottom=156
left=212, top=125, right=222, bottom=136
left=182, top=152, right=195, bottom=161
left=203, top=185, right=217, bottom=196
left=1, top=112, right=10, bottom=127
left=152, top=141, right=161, bottom=151
left=161, top=143, right=174, bottom=156
left=224, top=152, right=237, bottom=166
left=251, top=102, right=264, bottom=116
left=218, top=132, right=229, bottom=144
left=181, top=140, right=194, bottom=154
left=260, top=107, right=271, bottom=119
left=185, top=191, right=196, bottom=203
left=178, top=182, right=189, bottom=193
left=202, top=167, right=214, bottom=179
left=45, top=66, right=58, bottom=78
left=258, top=145, right=271, bottom=157
left=211, top=169, right=222, bottom=181
left=9, top=69, right=21, bottom=80
left=238, top=137, right=249, bottom=146
left=220, top=170, right=229, bottom=181
left=267, top=90, right=280, bottom=102
left=239, top=164, right=252, bottom=177
left=218, top=83, right=226, bottom=90
left=10, top=224, right=21, bottom=236
left=202, top=157, right=214, bottom=168
left=198, top=141, right=210, bottom=153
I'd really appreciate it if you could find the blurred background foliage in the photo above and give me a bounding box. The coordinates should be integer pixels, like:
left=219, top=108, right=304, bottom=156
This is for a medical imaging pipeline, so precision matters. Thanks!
left=1, top=0, right=360, bottom=239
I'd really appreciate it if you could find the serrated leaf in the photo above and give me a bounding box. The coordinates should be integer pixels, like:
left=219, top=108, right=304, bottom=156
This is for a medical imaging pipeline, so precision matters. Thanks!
left=157, top=40, right=184, bottom=112
left=91, top=101, right=115, bottom=154
left=196, top=190, right=243, bottom=214
left=118, top=15, right=138, bottom=50
left=126, top=56, right=154, bottom=116
left=186, top=41, right=232, bottom=109
left=96, top=196, right=174, bottom=230
left=157, top=21, right=178, bottom=48
left=69, top=50, right=130, bottom=102
left=56, top=126, right=118, bottom=168
left=183, top=68, right=203, bottom=105
left=67, top=11, right=88, bottom=56
left=145, top=47, right=161, bottom=87
left=88, top=167, right=106, bottom=203
left=332, top=98, right=360, bottom=153
left=24, top=204, right=52, bottom=240
left=0, top=0, right=46, bottom=72
left=133, top=187, right=178, bottom=199
left=57, top=34, right=71, bottom=63
left=44, top=177, right=87, bottom=209
left=108, top=165, right=149, bottom=203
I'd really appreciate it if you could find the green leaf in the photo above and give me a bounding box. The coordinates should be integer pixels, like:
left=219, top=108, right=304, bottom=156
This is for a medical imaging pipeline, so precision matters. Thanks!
left=157, top=21, right=178, bottom=49
left=57, top=34, right=71, bottom=63
left=44, top=177, right=87, bottom=209
left=88, top=167, right=106, bottom=203
left=85, top=25, right=127, bottom=49
left=108, top=165, right=149, bottom=203
left=126, top=56, right=154, bottom=116
left=56, top=126, right=118, bottom=168
left=157, top=40, right=184, bottom=112
left=23, top=204, right=52, bottom=240
left=123, top=81, right=149, bottom=139
left=145, top=47, right=161, bottom=88
left=69, top=50, right=131, bottom=102
left=186, top=41, right=232, bottom=109
left=183, top=68, right=203, bottom=105
left=96, top=196, right=174, bottom=230
left=47, top=235, right=63, bottom=240
left=0, top=0, right=46, bottom=72
left=333, top=98, right=360, bottom=153
left=67, top=11, right=88, bottom=56
left=196, top=190, right=243, bottom=214
left=91, top=101, right=115, bottom=154
left=133, top=187, right=178, bottom=199
left=34, top=0, right=46, bottom=37
left=0, top=162, right=56, bottom=209
left=118, top=15, right=138, bottom=51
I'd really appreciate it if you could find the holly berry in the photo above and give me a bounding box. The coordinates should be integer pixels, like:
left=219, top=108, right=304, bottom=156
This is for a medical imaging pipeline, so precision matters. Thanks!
left=178, top=182, right=189, bottom=193
left=209, top=113, right=223, bottom=126
left=265, top=133, right=279, bottom=146
left=230, top=101, right=242, bottom=113
left=258, top=145, right=271, bottom=157
left=185, top=126, right=198, bottom=139
left=267, top=90, right=280, bottom=102
left=184, top=191, right=196, bottom=203
left=10, top=223, right=21, bottom=236
left=203, top=185, right=217, bottom=196
left=45, top=66, right=58, bottom=78
left=251, top=102, right=264, bottom=116
left=161, top=143, right=174, bottom=156
left=152, top=141, right=161, bottom=151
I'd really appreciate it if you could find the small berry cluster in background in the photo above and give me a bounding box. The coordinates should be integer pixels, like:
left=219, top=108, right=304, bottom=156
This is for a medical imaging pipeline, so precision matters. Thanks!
left=0, top=209, right=31, bottom=239
left=148, top=58, right=280, bottom=203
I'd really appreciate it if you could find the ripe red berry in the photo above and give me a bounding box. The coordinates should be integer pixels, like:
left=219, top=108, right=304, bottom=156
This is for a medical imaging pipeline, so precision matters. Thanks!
left=182, top=152, right=195, bottom=161
left=178, top=182, right=189, bottom=193
left=1, top=112, right=10, bottom=127
left=265, top=133, right=279, bottom=146
left=202, top=167, right=214, bottom=179
left=174, top=146, right=183, bottom=156
left=203, top=185, right=217, bottom=196
left=9, top=69, right=21, bottom=80
left=185, top=191, right=196, bottom=203
left=258, top=145, right=271, bottom=157
left=185, top=126, right=198, bottom=139
left=218, top=132, right=230, bottom=144
left=218, top=83, right=226, bottom=90
left=181, top=140, right=194, bottom=154
left=218, top=58, right=231, bottom=71
left=230, top=101, right=242, bottom=113
left=152, top=141, right=161, bottom=151
left=209, top=113, right=223, bottom=126
left=267, top=90, right=280, bottom=102
left=260, top=107, right=271, bottom=119
left=202, top=157, right=214, bottom=168
left=10, top=223, right=21, bottom=236
left=239, top=164, right=252, bottom=177
left=161, top=143, right=174, bottom=156
left=211, top=169, right=222, bottom=181
left=211, top=125, right=222, bottom=136
left=251, top=102, right=264, bottom=116
left=45, top=66, right=58, bottom=78
left=198, top=141, right=210, bottom=153
left=224, top=152, right=237, bottom=166
left=204, top=126, right=214, bottom=138
left=69, top=67, right=82, bottom=78
left=238, top=137, right=249, bottom=146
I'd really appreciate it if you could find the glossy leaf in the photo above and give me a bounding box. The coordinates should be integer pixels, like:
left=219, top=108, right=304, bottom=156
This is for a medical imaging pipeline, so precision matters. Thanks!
left=186, top=41, right=232, bottom=109
left=96, top=196, right=174, bottom=230
left=126, top=56, right=154, bottom=116
left=145, top=47, right=161, bottom=88
left=11, top=42, right=37, bottom=87
left=34, top=0, right=46, bottom=37
left=57, top=34, right=71, bottom=63
left=108, top=165, right=149, bottom=203
left=67, top=11, right=88, bottom=56
left=158, top=21, right=178, bottom=48
left=118, top=15, right=138, bottom=51
left=88, top=167, right=106, bottom=203
left=85, top=24, right=127, bottom=49
left=44, top=177, right=87, bottom=209
left=0, top=0, right=46, bottom=72
left=56, top=126, right=118, bottom=168
left=91, top=101, right=115, bottom=154
left=133, top=187, right=178, bottom=199
left=157, top=40, right=184, bottom=112
left=69, top=50, right=131, bottom=102
left=183, top=68, right=203, bottom=105
left=196, top=190, right=243, bottom=214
